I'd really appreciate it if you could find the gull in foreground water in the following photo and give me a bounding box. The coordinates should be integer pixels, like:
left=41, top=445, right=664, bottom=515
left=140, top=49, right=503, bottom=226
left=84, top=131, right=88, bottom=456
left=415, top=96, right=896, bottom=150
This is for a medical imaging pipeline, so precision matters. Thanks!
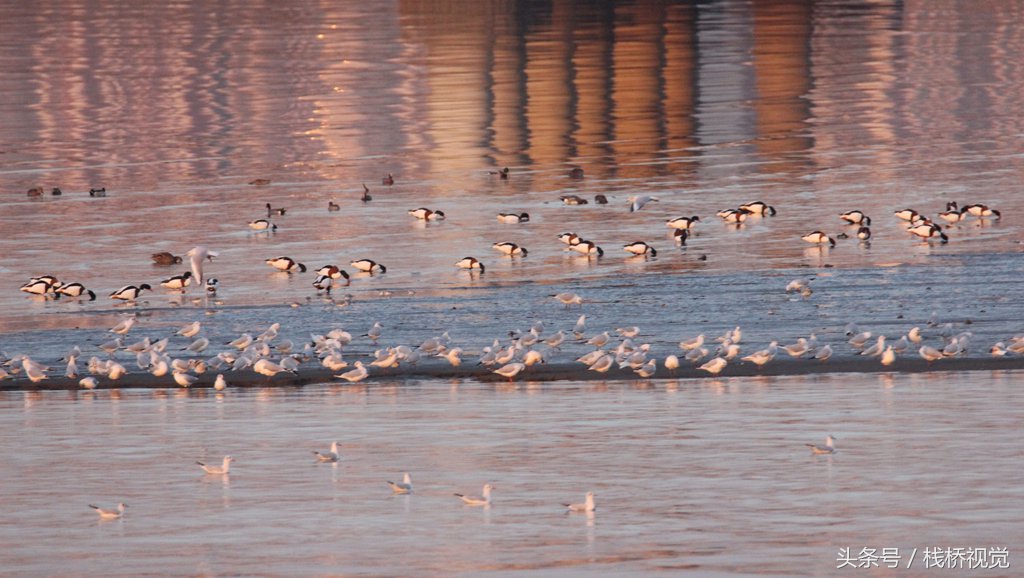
left=387, top=472, right=413, bottom=494
left=89, top=503, right=127, bottom=519
left=313, top=441, right=340, bottom=463
left=807, top=435, right=837, bottom=455
left=455, top=483, right=493, bottom=506
left=564, top=491, right=596, bottom=513
left=197, top=455, right=234, bottom=475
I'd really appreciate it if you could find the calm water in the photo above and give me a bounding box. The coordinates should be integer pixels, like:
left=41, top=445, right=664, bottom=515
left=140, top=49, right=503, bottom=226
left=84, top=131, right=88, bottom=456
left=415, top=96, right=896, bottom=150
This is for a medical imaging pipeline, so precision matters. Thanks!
left=1, top=373, right=1021, bottom=577
left=3, top=0, right=1024, bottom=575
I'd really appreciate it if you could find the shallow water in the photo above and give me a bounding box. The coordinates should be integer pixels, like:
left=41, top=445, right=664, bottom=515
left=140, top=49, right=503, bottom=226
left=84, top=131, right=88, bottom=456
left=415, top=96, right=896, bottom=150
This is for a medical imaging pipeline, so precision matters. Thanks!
left=1, top=373, right=1021, bottom=577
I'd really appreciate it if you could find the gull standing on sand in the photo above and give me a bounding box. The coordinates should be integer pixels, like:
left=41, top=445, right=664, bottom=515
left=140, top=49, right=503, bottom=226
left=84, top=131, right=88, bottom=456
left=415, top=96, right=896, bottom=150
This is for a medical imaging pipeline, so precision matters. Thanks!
left=313, top=441, right=340, bottom=462
left=807, top=435, right=837, bottom=455
left=880, top=346, right=896, bottom=366
left=455, top=484, right=493, bottom=506
left=89, top=503, right=127, bottom=519
left=178, top=321, right=201, bottom=338
left=336, top=361, right=369, bottom=382
left=387, top=473, right=413, bottom=494
left=493, top=362, right=526, bottom=381
left=214, top=374, right=227, bottom=391
left=80, top=376, right=99, bottom=389
left=699, top=357, right=727, bottom=375
left=197, top=456, right=234, bottom=475
left=919, top=345, right=944, bottom=362
left=564, top=492, right=596, bottom=513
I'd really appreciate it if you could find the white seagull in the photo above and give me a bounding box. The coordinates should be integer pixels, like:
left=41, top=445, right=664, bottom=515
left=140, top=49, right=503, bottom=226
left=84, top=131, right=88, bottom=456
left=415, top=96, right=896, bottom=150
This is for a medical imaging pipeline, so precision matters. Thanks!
left=313, top=441, right=340, bottom=463
left=806, top=435, right=837, bottom=455
left=455, top=483, right=493, bottom=506
left=196, top=455, right=233, bottom=475
left=564, top=492, right=596, bottom=513
left=387, top=472, right=414, bottom=494
left=89, top=503, right=127, bottom=519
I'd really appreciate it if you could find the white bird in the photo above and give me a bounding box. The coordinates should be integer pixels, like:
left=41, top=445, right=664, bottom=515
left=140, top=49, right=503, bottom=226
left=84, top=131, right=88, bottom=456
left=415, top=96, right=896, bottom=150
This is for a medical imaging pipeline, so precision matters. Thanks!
left=564, top=491, right=596, bottom=513
left=522, top=349, right=546, bottom=367
left=627, top=195, right=659, bottom=212
left=79, top=376, right=99, bottom=390
left=366, top=322, right=383, bottom=343
left=387, top=472, right=413, bottom=494
left=848, top=331, right=873, bottom=348
left=178, top=321, right=201, bottom=338
left=588, top=353, right=614, bottom=373
left=493, top=362, right=526, bottom=381
left=686, top=346, right=709, bottom=363
left=807, top=435, right=837, bottom=455
left=227, top=333, right=253, bottom=350
left=616, top=326, right=641, bottom=338
left=196, top=455, right=233, bottom=475
left=813, top=344, right=833, bottom=361
left=573, top=314, right=587, bottom=339
left=89, top=503, right=127, bottom=519
left=253, top=358, right=293, bottom=377
left=741, top=342, right=777, bottom=368
left=185, top=246, right=218, bottom=284
left=679, top=334, right=705, bottom=351
left=455, top=483, right=493, bottom=506
left=172, top=371, right=197, bottom=387
left=587, top=331, right=610, bottom=348
left=214, top=374, right=227, bottom=391
left=907, top=326, right=923, bottom=343
left=699, top=357, right=727, bottom=375
left=109, top=316, right=136, bottom=335
left=664, top=354, right=680, bottom=372
left=859, top=335, right=886, bottom=357
left=635, top=358, right=657, bottom=378
left=313, top=441, right=340, bottom=462
left=336, top=361, right=369, bottom=382
left=919, top=345, right=944, bottom=362
left=782, top=339, right=811, bottom=358
left=880, top=346, right=896, bottom=366
left=185, top=337, right=210, bottom=354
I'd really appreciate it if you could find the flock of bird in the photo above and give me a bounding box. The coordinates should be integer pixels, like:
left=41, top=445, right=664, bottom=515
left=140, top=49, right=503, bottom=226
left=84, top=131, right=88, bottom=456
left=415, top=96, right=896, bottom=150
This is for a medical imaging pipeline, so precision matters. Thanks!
left=89, top=447, right=596, bottom=520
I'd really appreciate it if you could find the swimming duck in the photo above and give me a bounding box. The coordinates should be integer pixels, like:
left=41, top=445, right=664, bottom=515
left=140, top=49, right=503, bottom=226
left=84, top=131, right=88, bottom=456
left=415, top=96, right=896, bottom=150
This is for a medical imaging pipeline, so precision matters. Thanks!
left=151, top=252, right=183, bottom=265
left=248, top=219, right=277, bottom=232
left=490, top=167, right=510, bottom=179
left=560, top=194, right=588, bottom=205
left=594, top=194, right=608, bottom=204
left=26, top=186, right=43, bottom=197
left=328, top=201, right=341, bottom=212
left=408, top=208, right=446, bottom=220
left=88, top=187, right=106, bottom=197
left=382, top=173, right=394, bottom=185
left=266, top=203, right=286, bottom=217
left=265, top=257, right=306, bottom=273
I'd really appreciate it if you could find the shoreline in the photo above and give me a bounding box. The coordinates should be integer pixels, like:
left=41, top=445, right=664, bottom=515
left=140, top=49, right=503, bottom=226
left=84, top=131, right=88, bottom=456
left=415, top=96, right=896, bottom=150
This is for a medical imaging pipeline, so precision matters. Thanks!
left=4, top=355, right=1022, bottom=392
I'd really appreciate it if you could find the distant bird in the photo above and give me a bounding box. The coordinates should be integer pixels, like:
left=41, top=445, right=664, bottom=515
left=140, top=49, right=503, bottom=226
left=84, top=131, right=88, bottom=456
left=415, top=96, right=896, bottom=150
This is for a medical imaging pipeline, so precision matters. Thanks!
left=328, top=201, right=341, bottom=212
left=666, top=216, right=700, bottom=230
left=248, top=178, right=270, bottom=185
left=185, top=246, right=218, bottom=284
left=623, top=241, right=656, bottom=256
left=109, top=316, right=136, bottom=335
left=265, top=257, right=306, bottom=273
left=382, top=173, right=394, bottom=185
left=313, top=441, right=340, bottom=463
left=361, top=183, right=372, bottom=202
left=79, top=377, right=99, bottom=390
left=454, top=483, right=493, bottom=506
left=109, top=284, right=151, bottom=301
left=594, top=194, right=608, bottom=204
left=312, top=275, right=334, bottom=294
left=813, top=344, right=833, bottom=361
left=336, top=361, right=369, bottom=382
left=560, top=194, right=589, bottom=205
left=266, top=203, right=286, bottom=217
left=564, top=492, right=596, bottom=513
left=801, top=231, right=835, bottom=247
left=880, top=346, right=896, bottom=366
left=490, top=167, right=510, bottom=179
left=558, top=232, right=582, bottom=246
left=840, top=210, right=871, bottom=225
left=492, top=242, right=527, bottom=256
left=160, top=271, right=192, bottom=292
left=172, top=372, right=198, bottom=387
left=89, top=503, right=127, bottom=519
left=962, top=203, right=1001, bottom=218
left=316, top=265, right=350, bottom=281
left=806, top=435, right=837, bottom=455
left=387, top=472, right=413, bottom=494
left=664, top=355, right=680, bottom=373
left=739, top=201, right=776, bottom=216
left=88, top=187, right=107, bottom=197
left=894, top=208, right=920, bottom=221
left=699, top=357, right=727, bottom=375
left=907, top=223, right=948, bottom=243
left=27, top=186, right=43, bottom=197
left=56, top=283, right=96, bottom=300
left=857, top=226, right=872, bottom=241
left=152, top=252, right=183, bottom=265
left=214, top=374, right=227, bottom=391
left=455, top=257, right=485, bottom=273
left=493, top=362, right=526, bottom=381
left=554, top=293, right=583, bottom=307
left=178, top=321, right=202, bottom=338
left=51, top=187, right=62, bottom=196
left=628, top=195, right=658, bottom=212
left=350, top=259, right=386, bottom=274
left=568, top=167, right=584, bottom=179
left=20, top=277, right=59, bottom=296
left=205, top=278, right=218, bottom=294
left=919, top=345, right=944, bottom=362
left=196, top=455, right=233, bottom=475
left=408, top=208, right=445, bottom=221
left=248, top=219, right=277, bottom=232
left=569, top=240, right=603, bottom=257
left=497, top=212, right=530, bottom=224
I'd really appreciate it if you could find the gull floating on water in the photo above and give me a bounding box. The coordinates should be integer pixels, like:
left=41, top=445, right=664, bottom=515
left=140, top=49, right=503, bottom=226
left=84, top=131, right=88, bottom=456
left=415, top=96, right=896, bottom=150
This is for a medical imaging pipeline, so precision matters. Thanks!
left=455, top=483, right=493, bottom=506
left=313, top=441, right=340, bottom=463
left=89, top=503, right=127, bottom=519
left=197, top=455, right=233, bottom=475
left=564, top=492, right=596, bottom=513
left=807, top=435, right=837, bottom=455
left=387, top=472, right=413, bottom=494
